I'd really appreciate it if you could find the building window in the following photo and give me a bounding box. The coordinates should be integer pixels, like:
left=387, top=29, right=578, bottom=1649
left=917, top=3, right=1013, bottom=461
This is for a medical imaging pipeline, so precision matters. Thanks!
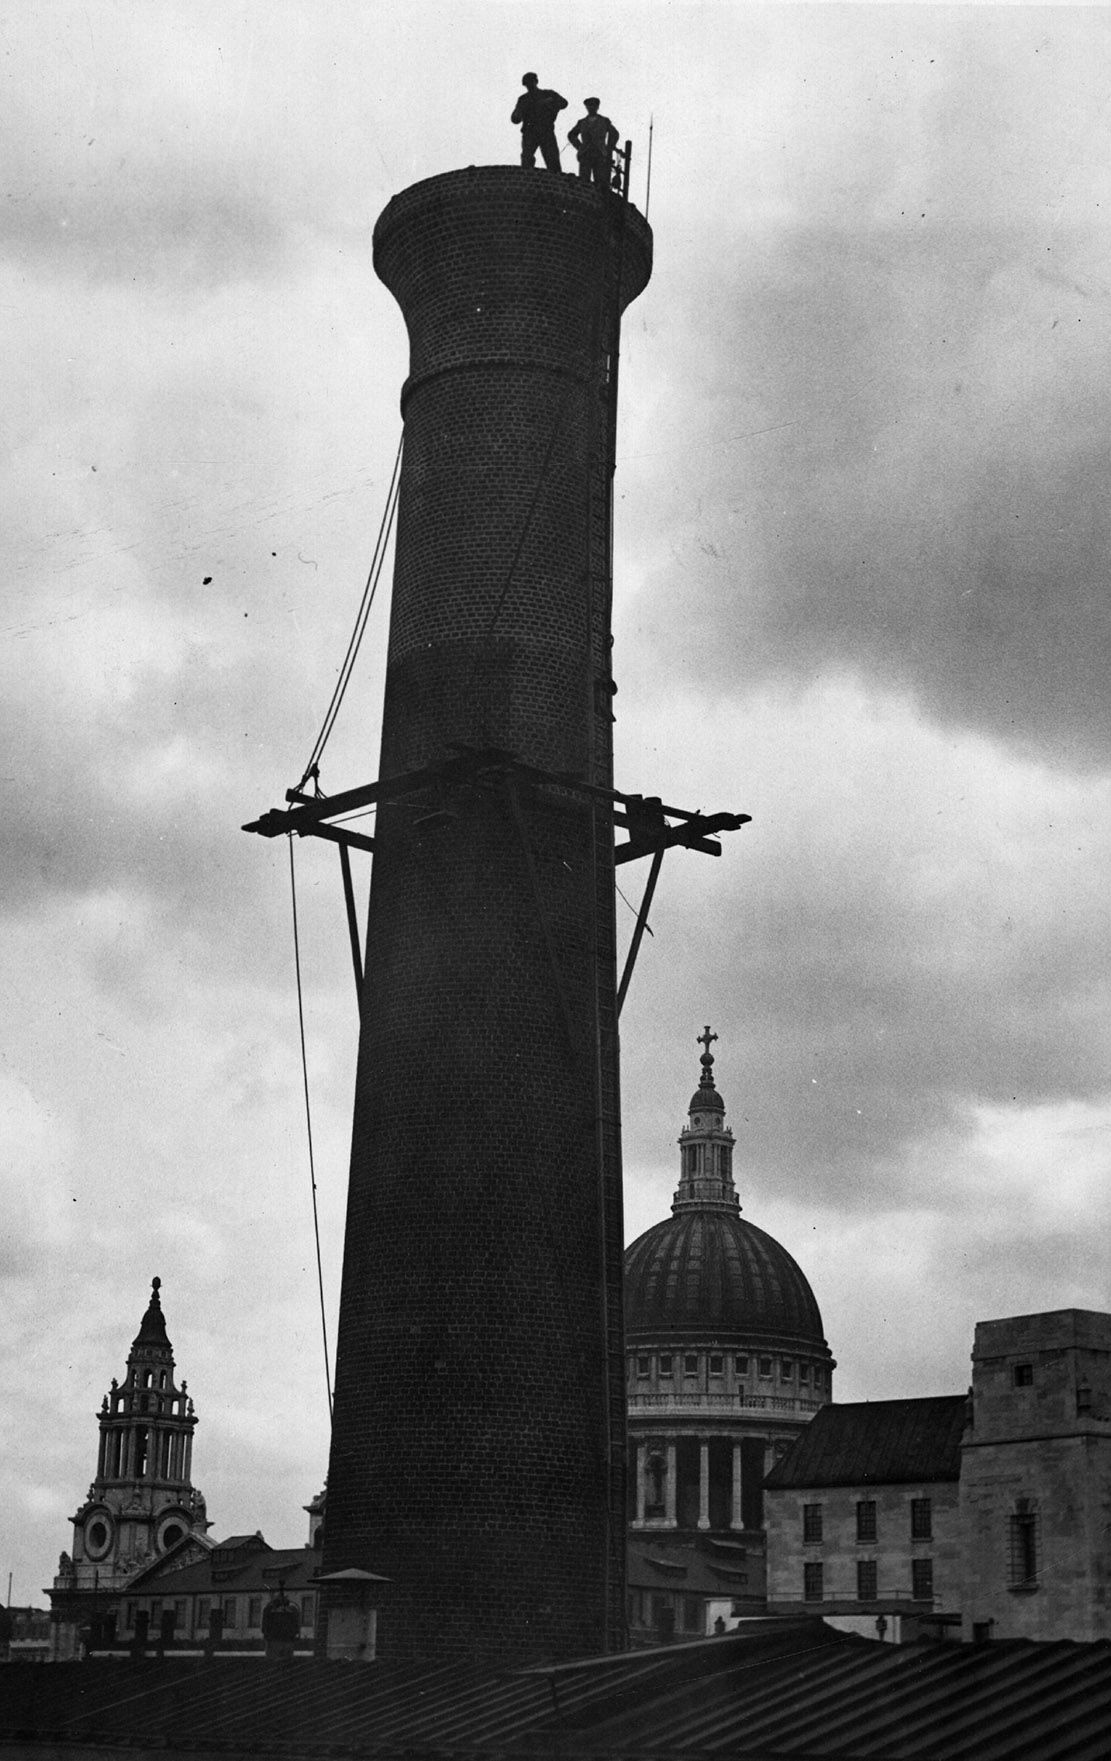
left=911, top=1558, right=934, bottom=1601
left=857, top=1560, right=877, bottom=1601
left=758, top=1357, right=772, bottom=1379
left=735, top=1356, right=749, bottom=1375
left=1009, top=1509, right=1039, bottom=1588
left=248, top=1597, right=262, bottom=1629
left=197, top=1598, right=210, bottom=1629
left=910, top=1497, right=932, bottom=1540
left=781, top=1359, right=794, bottom=1379
left=659, top=1354, right=673, bottom=1378
left=174, top=1600, right=186, bottom=1629
left=149, top=1601, right=162, bottom=1626
left=799, top=1364, right=810, bottom=1383
left=803, top=1504, right=823, bottom=1543
left=682, top=1595, right=702, bottom=1632
left=223, top=1597, right=237, bottom=1629
left=300, top=1594, right=315, bottom=1628
left=683, top=1353, right=699, bottom=1375
left=856, top=1501, right=877, bottom=1543
left=636, top=1355, right=650, bottom=1377
left=803, top=1563, right=823, bottom=1602
left=709, top=1353, right=724, bottom=1376
left=1013, top=1363, right=1034, bottom=1387
left=646, top=1455, right=666, bottom=1516
left=125, top=1602, right=137, bottom=1629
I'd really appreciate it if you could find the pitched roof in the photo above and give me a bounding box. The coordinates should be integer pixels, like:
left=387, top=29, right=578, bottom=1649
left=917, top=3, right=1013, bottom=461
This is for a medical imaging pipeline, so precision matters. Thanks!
left=764, top=1395, right=967, bottom=1488
left=136, top=1544, right=320, bottom=1595
left=628, top=1533, right=761, bottom=1597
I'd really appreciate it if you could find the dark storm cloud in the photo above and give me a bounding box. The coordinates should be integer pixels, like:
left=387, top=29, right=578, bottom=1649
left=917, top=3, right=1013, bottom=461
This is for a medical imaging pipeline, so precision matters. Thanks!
left=615, top=679, right=1111, bottom=1218
left=628, top=210, right=1111, bottom=767
left=623, top=8, right=1111, bottom=769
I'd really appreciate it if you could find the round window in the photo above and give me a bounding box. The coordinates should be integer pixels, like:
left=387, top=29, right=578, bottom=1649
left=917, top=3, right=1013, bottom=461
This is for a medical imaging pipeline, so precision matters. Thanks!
left=85, top=1517, right=111, bottom=1558
left=159, top=1522, right=185, bottom=1551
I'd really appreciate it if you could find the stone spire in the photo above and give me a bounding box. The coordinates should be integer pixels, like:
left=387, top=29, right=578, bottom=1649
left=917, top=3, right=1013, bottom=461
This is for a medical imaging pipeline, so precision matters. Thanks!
left=131, top=1275, right=171, bottom=1350
left=673, top=1027, right=739, bottom=1214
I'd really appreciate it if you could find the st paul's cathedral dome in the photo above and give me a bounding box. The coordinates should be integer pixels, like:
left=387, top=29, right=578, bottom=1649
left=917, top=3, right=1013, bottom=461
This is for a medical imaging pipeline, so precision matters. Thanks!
left=623, top=1030, right=835, bottom=1641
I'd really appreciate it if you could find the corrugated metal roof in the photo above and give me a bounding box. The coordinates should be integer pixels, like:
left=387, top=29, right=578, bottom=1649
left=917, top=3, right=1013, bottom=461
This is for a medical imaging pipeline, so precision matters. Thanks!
left=764, top=1395, right=967, bottom=1488
left=2, top=1625, right=1110, bottom=1758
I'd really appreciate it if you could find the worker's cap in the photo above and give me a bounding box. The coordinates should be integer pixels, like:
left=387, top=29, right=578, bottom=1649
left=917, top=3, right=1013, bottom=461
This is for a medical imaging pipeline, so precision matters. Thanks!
left=522, top=71, right=538, bottom=84
left=584, top=97, right=601, bottom=106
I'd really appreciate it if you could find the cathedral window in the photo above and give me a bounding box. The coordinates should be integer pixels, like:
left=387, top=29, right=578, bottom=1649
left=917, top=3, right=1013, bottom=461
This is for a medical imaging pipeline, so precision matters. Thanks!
left=911, top=1558, right=934, bottom=1600
left=803, top=1562, right=823, bottom=1601
left=659, top=1354, right=673, bottom=1378
left=758, top=1357, right=772, bottom=1379
left=709, top=1353, right=723, bottom=1376
left=803, top=1504, right=822, bottom=1543
left=1013, top=1363, right=1034, bottom=1388
left=735, top=1355, right=749, bottom=1375
left=856, top=1501, right=877, bottom=1543
left=799, top=1364, right=810, bottom=1383
left=135, top=1427, right=149, bottom=1476
left=857, top=1560, right=877, bottom=1601
left=636, top=1355, right=650, bottom=1377
left=780, top=1359, right=794, bottom=1379
left=683, top=1353, right=699, bottom=1375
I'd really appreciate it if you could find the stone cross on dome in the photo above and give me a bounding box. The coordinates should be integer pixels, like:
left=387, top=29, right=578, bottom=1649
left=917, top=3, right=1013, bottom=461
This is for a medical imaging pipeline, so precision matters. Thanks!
left=697, top=1024, right=718, bottom=1082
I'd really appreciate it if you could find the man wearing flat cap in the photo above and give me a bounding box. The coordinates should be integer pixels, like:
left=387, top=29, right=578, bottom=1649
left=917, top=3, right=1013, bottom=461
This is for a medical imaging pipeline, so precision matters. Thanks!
left=568, top=97, right=619, bottom=187
left=512, top=72, right=567, bottom=172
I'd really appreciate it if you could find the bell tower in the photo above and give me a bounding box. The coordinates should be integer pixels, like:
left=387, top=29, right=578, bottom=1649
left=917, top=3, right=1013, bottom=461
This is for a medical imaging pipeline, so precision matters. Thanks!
left=48, top=1278, right=210, bottom=1658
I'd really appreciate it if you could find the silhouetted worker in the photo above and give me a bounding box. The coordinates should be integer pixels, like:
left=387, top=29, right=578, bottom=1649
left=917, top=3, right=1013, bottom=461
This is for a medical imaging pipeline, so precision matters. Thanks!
left=568, top=98, right=619, bottom=187
left=512, top=72, right=567, bottom=172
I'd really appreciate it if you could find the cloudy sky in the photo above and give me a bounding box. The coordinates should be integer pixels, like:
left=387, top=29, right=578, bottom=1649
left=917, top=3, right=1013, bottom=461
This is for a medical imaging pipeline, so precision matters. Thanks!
left=4, top=0, right=1111, bottom=1605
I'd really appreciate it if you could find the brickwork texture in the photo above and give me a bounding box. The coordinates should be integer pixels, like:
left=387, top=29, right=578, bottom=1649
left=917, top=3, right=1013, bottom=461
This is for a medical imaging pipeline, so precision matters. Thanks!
left=322, top=168, right=652, bottom=1667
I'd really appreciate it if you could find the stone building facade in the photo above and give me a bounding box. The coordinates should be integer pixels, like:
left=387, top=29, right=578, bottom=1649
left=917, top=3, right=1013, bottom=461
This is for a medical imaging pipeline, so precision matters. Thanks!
left=623, top=1034, right=835, bottom=1639
left=960, top=1309, right=1111, bottom=1641
left=764, top=1310, right=1111, bottom=1644
left=764, top=1396, right=966, bottom=1641
left=47, top=1278, right=211, bottom=1659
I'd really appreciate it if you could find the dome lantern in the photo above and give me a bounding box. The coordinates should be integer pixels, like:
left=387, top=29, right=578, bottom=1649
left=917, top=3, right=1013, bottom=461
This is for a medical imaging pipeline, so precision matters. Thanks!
left=674, top=1026, right=738, bottom=1214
